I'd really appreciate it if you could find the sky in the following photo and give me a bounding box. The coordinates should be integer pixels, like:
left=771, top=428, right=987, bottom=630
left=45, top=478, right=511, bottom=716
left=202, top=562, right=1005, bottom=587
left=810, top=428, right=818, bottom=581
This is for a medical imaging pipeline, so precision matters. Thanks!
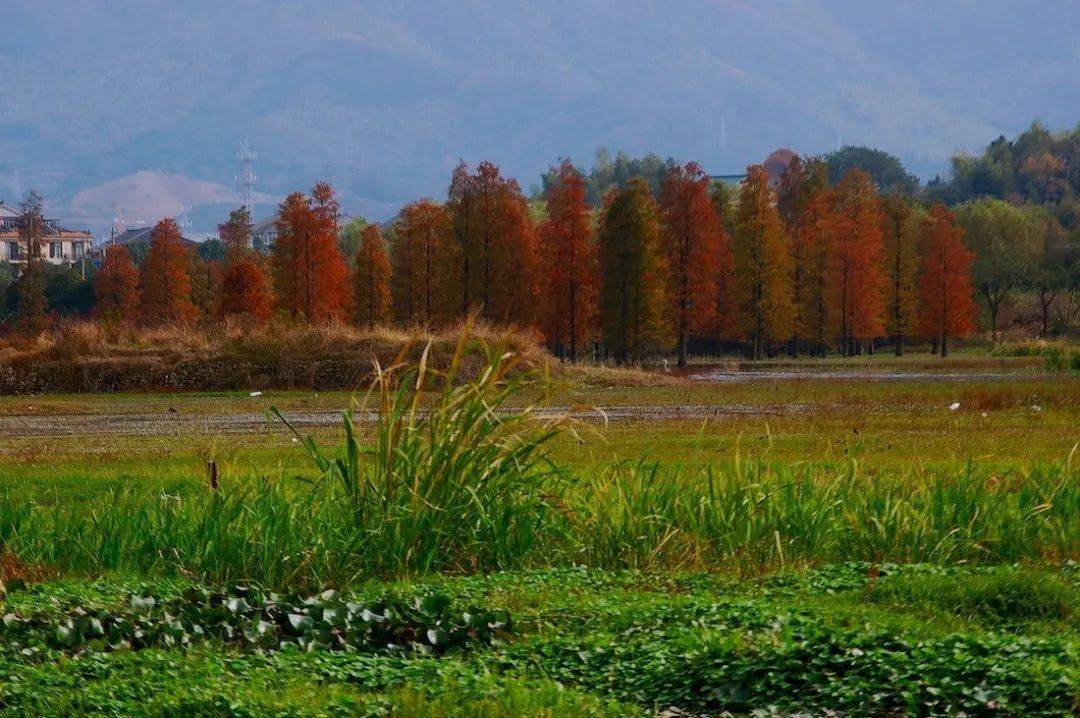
left=0, top=0, right=1077, bottom=230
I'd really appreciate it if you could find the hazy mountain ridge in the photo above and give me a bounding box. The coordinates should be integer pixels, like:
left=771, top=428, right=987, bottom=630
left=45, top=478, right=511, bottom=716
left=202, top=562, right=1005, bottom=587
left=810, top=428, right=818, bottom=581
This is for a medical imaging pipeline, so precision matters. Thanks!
left=1, top=1, right=1077, bottom=230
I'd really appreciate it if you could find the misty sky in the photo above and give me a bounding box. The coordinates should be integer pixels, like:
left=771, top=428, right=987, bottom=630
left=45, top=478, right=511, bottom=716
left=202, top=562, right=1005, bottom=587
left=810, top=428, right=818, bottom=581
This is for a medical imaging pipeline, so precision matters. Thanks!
left=1, top=1, right=1078, bottom=224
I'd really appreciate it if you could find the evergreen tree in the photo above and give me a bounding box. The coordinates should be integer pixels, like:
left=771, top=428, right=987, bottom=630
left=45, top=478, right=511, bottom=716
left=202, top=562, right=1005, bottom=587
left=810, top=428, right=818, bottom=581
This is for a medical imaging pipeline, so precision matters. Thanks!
left=881, top=193, right=922, bottom=355
left=13, top=190, right=49, bottom=336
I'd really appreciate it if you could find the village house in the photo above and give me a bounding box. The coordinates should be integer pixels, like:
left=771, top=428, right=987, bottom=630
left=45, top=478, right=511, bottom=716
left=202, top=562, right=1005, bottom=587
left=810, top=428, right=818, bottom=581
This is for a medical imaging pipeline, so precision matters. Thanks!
left=0, top=200, right=93, bottom=270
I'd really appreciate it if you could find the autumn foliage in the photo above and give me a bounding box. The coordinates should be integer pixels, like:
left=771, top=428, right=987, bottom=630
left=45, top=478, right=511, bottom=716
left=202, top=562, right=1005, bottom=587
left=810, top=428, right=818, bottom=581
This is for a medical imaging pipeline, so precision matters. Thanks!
left=660, top=162, right=728, bottom=366
left=829, top=169, right=886, bottom=354
left=221, top=259, right=273, bottom=323
left=917, top=204, right=976, bottom=356
left=140, top=218, right=198, bottom=326
left=352, top=224, right=393, bottom=328
left=598, top=178, right=669, bottom=362
left=448, top=162, right=538, bottom=325
left=94, top=244, right=140, bottom=323
left=391, top=200, right=459, bottom=325
left=732, top=165, right=793, bottom=358
left=272, top=183, right=351, bottom=323
left=538, top=160, right=598, bottom=360
left=81, top=157, right=982, bottom=360
left=881, top=193, right=921, bottom=354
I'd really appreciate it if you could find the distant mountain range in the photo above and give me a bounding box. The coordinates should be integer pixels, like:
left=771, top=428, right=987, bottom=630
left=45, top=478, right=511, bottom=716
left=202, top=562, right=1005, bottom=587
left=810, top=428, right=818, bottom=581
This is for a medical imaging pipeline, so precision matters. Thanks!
left=1, top=1, right=1077, bottom=234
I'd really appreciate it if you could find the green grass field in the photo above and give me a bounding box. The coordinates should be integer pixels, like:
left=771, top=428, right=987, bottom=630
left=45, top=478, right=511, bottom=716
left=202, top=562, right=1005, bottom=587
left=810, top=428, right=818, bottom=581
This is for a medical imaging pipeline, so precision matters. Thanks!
left=0, top=352, right=1077, bottom=715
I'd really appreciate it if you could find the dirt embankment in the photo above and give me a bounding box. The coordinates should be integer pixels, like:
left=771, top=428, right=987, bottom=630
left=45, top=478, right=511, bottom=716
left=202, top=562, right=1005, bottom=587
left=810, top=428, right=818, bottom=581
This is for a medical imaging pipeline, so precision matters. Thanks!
left=0, top=321, right=546, bottom=394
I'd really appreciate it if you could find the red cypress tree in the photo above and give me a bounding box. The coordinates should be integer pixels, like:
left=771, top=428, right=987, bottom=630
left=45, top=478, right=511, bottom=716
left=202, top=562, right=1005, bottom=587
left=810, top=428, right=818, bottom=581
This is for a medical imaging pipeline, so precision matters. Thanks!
left=272, top=183, right=351, bottom=322
left=140, top=218, right=198, bottom=326
left=94, top=244, right=140, bottom=323
left=829, top=169, right=886, bottom=354
left=778, top=156, right=829, bottom=354
left=597, top=178, right=670, bottom=363
left=881, top=194, right=921, bottom=355
left=918, top=204, right=976, bottom=357
left=447, top=161, right=538, bottom=325
left=537, top=160, right=598, bottom=361
left=659, top=162, right=726, bottom=367
left=221, top=259, right=273, bottom=323
left=353, top=224, right=392, bottom=327
left=731, top=165, right=794, bottom=359
left=391, top=199, right=459, bottom=325
left=796, top=189, right=839, bottom=354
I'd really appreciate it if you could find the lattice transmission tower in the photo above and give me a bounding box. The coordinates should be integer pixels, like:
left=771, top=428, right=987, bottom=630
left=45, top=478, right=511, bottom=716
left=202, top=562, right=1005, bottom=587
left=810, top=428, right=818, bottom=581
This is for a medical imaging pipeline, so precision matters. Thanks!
left=235, top=142, right=257, bottom=212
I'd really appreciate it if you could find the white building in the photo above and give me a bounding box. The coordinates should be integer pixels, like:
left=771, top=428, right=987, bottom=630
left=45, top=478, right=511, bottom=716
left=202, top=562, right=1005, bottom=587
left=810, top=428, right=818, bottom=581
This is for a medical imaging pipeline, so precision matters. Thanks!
left=0, top=200, right=93, bottom=268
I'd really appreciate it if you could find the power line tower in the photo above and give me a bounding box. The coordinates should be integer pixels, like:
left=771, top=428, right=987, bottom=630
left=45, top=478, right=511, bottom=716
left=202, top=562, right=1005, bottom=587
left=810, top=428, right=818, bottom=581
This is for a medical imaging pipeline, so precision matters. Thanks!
left=235, top=142, right=257, bottom=212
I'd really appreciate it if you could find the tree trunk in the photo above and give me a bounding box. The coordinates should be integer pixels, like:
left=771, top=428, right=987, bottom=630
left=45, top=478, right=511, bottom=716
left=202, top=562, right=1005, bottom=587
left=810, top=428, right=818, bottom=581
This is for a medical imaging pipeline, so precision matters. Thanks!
left=1038, top=289, right=1054, bottom=338
left=894, top=333, right=904, bottom=357
left=931, top=336, right=939, bottom=355
left=940, top=332, right=949, bottom=358
left=677, top=331, right=688, bottom=369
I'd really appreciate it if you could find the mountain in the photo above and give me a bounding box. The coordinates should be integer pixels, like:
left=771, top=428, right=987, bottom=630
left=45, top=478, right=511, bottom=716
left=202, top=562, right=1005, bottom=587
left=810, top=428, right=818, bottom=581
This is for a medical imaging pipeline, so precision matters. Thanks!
left=1, top=1, right=1077, bottom=232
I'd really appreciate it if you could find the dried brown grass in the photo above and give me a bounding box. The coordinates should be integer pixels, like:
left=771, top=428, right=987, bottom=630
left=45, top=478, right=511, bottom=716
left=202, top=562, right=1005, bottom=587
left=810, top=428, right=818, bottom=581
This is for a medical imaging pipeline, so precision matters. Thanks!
left=0, top=318, right=550, bottom=394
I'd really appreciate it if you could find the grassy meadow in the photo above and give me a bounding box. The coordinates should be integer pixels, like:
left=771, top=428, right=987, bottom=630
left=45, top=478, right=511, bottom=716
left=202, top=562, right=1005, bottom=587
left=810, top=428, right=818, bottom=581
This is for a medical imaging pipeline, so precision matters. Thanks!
left=0, top=346, right=1077, bottom=715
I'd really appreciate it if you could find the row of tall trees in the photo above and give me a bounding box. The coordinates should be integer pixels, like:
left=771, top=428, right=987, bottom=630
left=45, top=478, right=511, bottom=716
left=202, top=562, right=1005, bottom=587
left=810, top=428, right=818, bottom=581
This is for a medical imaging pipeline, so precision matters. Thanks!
left=93, top=185, right=363, bottom=329
left=13, top=159, right=983, bottom=363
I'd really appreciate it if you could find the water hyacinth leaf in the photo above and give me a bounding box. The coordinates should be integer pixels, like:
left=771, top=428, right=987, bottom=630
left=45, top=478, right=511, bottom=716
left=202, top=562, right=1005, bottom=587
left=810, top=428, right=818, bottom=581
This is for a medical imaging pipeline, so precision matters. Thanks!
left=55, top=624, right=81, bottom=647
left=288, top=613, right=314, bottom=632
left=226, top=597, right=250, bottom=614
left=130, top=596, right=156, bottom=613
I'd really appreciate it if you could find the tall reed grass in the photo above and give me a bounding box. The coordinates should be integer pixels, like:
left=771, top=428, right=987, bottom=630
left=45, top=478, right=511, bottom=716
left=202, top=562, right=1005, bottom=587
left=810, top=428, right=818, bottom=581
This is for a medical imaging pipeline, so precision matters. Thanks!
left=0, top=347, right=1076, bottom=586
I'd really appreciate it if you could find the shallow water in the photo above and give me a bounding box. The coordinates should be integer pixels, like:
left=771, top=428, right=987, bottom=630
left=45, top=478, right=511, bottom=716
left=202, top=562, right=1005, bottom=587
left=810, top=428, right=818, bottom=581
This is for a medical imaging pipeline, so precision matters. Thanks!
left=688, top=369, right=1043, bottom=382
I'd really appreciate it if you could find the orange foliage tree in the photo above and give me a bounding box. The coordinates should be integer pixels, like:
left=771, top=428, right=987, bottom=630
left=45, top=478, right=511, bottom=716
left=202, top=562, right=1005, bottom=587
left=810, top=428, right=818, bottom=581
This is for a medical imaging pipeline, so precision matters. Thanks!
left=447, top=161, right=538, bottom=325
left=391, top=200, right=459, bottom=325
left=778, top=155, right=828, bottom=354
left=537, top=160, right=598, bottom=361
left=659, top=162, right=727, bottom=366
left=707, top=183, right=737, bottom=340
left=732, top=165, right=794, bottom=359
left=597, top=178, right=669, bottom=363
left=94, top=244, right=140, bottom=323
left=221, top=259, right=273, bottom=322
left=353, top=224, right=392, bottom=327
left=219, top=204, right=272, bottom=323
left=272, top=183, right=351, bottom=322
left=918, top=204, right=976, bottom=356
left=140, top=218, right=198, bottom=326
left=795, top=190, right=838, bottom=354
left=829, top=169, right=885, bottom=354
left=881, top=193, right=921, bottom=355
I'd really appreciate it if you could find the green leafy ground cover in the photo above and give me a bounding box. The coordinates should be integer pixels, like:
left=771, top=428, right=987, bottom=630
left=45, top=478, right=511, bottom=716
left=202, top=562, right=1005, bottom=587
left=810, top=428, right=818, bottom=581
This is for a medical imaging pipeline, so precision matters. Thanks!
left=0, top=352, right=1077, bottom=715
left=0, top=565, right=1076, bottom=716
